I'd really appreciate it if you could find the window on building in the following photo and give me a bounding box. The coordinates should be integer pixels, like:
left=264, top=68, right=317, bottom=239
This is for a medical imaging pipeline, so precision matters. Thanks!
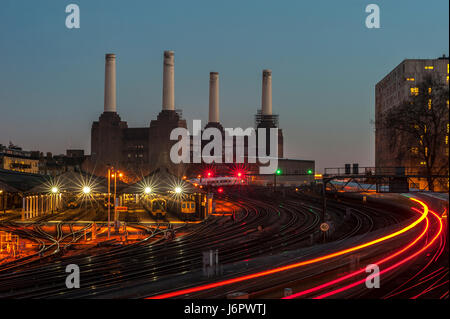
left=406, top=77, right=415, bottom=81
left=410, top=147, right=419, bottom=155
left=410, top=87, right=419, bottom=96
left=424, top=66, right=434, bottom=70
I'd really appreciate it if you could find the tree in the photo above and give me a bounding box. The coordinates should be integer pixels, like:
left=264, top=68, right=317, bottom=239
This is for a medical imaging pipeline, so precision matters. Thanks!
left=380, top=75, right=449, bottom=191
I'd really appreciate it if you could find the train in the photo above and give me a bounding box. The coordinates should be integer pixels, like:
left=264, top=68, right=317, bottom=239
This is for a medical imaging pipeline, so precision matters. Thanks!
left=66, top=196, right=80, bottom=209
left=149, top=198, right=167, bottom=218
left=189, top=176, right=245, bottom=187
left=142, top=195, right=200, bottom=221
left=180, top=199, right=197, bottom=220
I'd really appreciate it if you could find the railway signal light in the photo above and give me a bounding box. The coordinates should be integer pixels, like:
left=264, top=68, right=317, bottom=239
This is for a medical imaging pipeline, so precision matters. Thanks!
left=218, top=187, right=224, bottom=193
left=205, top=170, right=213, bottom=178
left=234, top=170, right=245, bottom=179
left=276, top=169, right=282, bottom=175
left=307, top=169, right=313, bottom=175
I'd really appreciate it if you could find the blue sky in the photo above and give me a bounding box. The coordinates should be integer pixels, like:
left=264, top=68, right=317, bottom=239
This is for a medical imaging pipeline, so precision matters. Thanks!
left=0, top=0, right=448, bottom=171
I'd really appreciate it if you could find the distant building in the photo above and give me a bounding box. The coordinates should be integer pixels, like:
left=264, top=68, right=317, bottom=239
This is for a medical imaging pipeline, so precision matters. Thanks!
left=0, top=143, right=39, bottom=174
left=375, top=56, right=449, bottom=188
left=38, top=150, right=85, bottom=176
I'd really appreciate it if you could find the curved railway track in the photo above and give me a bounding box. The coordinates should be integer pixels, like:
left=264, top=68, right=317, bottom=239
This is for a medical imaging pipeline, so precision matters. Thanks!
left=0, top=191, right=411, bottom=298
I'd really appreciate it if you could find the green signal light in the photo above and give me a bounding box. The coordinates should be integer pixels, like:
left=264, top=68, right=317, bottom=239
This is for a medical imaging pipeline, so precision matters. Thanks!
left=276, top=169, right=282, bottom=175
left=307, top=169, right=313, bottom=174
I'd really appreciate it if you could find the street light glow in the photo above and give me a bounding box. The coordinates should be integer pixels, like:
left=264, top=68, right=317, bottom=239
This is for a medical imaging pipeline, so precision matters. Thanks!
left=144, top=187, right=152, bottom=194
left=174, top=187, right=182, bottom=194
left=51, top=187, right=59, bottom=194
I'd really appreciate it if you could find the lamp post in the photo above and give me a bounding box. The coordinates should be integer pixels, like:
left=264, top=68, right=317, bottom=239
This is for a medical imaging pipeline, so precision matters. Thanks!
left=113, top=172, right=120, bottom=230
left=107, top=166, right=112, bottom=239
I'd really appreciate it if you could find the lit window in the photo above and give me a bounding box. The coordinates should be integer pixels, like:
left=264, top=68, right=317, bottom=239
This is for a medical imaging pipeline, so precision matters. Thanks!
left=406, top=77, right=415, bottom=81
left=428, top=99, right=432, bottom=109
left=410, top=87, right=419, bottom=96
left=446, top=136, right=449, bottom=145
left=410, top=147, right=419, bottom=155
left=428, top=87, right=432, bottom=94
left=420, top=161, right=426, bottom=165
left=424, top=66, right=434, bottom=70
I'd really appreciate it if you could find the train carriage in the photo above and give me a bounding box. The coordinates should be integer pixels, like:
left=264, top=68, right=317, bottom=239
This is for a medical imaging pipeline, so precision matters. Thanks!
left=149, top=198, right=167, bottom=218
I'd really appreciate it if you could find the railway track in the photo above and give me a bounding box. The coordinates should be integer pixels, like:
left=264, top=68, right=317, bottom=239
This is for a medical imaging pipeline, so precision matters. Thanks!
left=0, top=191, right=412, bottom=298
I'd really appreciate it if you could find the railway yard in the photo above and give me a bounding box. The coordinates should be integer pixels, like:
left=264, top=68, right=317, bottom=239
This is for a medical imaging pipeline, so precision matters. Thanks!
left=0, top=188, right=447, bottom=299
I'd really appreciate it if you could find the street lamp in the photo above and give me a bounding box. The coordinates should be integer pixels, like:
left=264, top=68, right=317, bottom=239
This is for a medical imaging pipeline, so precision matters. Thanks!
left=144, top=187, right=152, bottom=194
left=82, top=186, right=91, bottom=194
left=174, top=186, right=182, bottom=194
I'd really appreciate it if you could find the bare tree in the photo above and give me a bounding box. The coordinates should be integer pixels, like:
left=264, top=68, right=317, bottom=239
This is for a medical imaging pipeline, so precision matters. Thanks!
left=380, top=75, right=449, bottom=191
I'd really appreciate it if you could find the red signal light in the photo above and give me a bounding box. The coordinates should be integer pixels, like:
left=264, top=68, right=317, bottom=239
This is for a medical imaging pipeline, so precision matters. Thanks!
left=204, top=170, right=213, bottom=178
left=218, top=187, right=223, bottom=193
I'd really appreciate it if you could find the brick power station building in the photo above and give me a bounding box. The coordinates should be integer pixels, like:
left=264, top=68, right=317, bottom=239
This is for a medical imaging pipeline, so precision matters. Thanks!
left=84, top=51, right=314, bottom=185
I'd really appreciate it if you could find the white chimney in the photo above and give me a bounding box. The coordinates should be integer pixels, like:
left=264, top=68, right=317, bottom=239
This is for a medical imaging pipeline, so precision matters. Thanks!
left=209, top=72, right=220, bottom=123
left=104, top=54, right=117, bottom=113
left=162, top=50, right=175, bottom=111
left=261, top=69, right=272, bottom=115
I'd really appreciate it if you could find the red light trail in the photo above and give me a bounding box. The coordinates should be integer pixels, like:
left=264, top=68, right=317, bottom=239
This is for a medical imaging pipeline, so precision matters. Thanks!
left=148, top=198, right=431, bottom=299
left=311, top=208, right=443, bottom=299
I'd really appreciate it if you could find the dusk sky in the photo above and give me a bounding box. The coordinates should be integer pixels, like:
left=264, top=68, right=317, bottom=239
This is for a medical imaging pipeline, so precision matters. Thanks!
left=0, top=0, right=448, bottom=172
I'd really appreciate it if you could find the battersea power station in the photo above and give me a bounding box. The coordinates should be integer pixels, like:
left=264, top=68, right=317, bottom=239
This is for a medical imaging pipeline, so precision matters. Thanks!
left=84, top=51, right=314, bottom=185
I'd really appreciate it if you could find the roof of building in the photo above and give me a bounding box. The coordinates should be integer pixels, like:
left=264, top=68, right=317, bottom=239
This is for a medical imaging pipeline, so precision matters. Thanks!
left=26, top=171, right=127, bottom=194
left=0, top=168, right=48, bottom=192
left=121, top=167, right=200, bottom=194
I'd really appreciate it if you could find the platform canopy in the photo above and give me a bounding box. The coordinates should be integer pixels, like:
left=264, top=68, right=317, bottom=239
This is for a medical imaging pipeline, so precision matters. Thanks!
left=26, top=171, right=127, bottom=194
left=121, top=167, right=200, bottom=195
left=0, top=169, right=48, bottom=193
